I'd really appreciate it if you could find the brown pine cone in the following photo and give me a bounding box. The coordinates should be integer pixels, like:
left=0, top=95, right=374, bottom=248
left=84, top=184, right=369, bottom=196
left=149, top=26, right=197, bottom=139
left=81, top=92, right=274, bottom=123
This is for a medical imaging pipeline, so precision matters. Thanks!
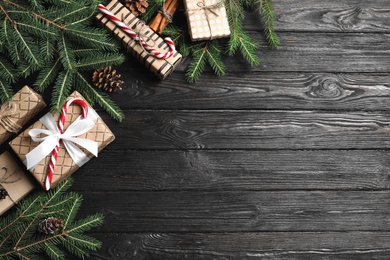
left=125, top=0, right=149, bottom=16
left=37, top=217, right=63, bottom=235
left=92, top=66, right=124, bottom=93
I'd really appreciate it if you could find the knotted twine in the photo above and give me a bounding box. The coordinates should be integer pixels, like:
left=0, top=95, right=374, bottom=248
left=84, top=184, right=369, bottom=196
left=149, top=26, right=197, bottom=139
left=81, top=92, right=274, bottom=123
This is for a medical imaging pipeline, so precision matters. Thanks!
left=0, top=166, right=20, bottom=203
left=0, top=102, right=21, bottom=133
left=185, top=0, right=221, bottom=40
left=98, top=4, right=176, bottom=59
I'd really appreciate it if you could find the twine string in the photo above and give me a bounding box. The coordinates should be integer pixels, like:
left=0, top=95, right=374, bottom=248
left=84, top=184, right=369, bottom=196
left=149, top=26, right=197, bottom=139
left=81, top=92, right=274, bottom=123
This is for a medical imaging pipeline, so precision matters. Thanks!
left=0, top=102, right=21, bottom=133
left=134, top=20, right=156, bottom=53
left=0, top=165, right=21, bottom=203
left=158, top=7, right=173, bottom=23
left=186, top=0, right=220, bottom=40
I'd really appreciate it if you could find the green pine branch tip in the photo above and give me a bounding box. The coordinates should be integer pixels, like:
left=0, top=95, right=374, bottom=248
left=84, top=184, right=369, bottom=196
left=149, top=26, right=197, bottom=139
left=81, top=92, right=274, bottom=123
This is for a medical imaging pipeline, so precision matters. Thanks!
left=0, top=177, right=104, bottom=260
left=0, top=0, right=124, bottom=121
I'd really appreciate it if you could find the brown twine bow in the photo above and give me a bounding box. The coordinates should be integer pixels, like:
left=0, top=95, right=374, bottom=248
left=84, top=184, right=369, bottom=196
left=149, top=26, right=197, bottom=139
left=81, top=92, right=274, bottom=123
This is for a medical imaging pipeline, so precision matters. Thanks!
left=134, top=20, right=156, bottom=53
left=0, top=102, right=21, bottom=133
left=121, top=14, right=156, bottom=51
left=186, top=0, right=221, bottom=40
left=0, top=166, right=20, bottom=203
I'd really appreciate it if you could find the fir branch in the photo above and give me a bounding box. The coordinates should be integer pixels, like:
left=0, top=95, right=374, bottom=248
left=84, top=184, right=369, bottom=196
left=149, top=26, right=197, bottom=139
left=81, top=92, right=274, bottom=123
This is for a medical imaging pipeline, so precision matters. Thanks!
left=13, top=26, right=40, bottom=65
left=237, top=31, right=260, bottom=66
left=0, top=178, right=104, bottom=259
left=65, top=26, right=118, bottom=51
left=164, top=0, right=278, bottom=82
left=62, top=194, right=81, bottom=230
left=58, top=32, right=75, bottom=70
left=52, top=69, right=73, bottom=112
left=68, top=214, right=104, bottom=233
left=75, top=53, right=125, bottom=71
left=34, top=58, right=61, bottom=92
left=0, top=57, right=16, bottom=83
left=0, top=0, right=125, bottom=121
left=259, top=0, right=279, bottom=48
left=186, top=43, right=208, bottom=83
left=53, top=6, right=90, bottom=22
left=0, top=80, right=12, bottom=102
left=206, top=40, right=226, bottom=76
left=44, top=242, right=65, bottom=260
left=75, top=71, right=125, bottom=122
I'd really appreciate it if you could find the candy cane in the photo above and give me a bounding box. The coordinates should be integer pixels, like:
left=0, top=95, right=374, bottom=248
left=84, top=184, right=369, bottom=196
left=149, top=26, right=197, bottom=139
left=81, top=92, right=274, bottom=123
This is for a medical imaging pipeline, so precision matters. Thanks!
left=97, top=4, right=175, bottom=59
left=45, top=98, right=89, bottom=191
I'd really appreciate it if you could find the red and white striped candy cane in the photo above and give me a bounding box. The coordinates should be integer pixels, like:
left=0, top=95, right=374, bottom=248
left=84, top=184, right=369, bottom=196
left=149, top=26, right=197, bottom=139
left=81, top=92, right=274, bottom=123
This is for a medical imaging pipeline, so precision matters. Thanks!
left=45, top=98, right=89, bottom=191
left=97, top=4, right=175, bottom=59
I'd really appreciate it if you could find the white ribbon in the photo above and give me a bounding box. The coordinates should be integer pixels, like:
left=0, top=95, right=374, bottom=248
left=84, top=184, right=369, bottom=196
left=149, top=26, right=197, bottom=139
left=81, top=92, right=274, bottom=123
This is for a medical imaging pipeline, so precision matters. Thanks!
left=25, top=110, right=99, bottom=171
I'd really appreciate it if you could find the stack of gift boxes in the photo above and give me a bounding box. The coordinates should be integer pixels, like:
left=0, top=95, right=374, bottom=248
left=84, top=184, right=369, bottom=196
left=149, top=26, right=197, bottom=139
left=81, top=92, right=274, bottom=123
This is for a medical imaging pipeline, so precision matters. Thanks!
left=1, top=0, right=232, bottom=215
left=0, top=87, right=115, bottom=216
left=96, top=0, right=231, bottom=80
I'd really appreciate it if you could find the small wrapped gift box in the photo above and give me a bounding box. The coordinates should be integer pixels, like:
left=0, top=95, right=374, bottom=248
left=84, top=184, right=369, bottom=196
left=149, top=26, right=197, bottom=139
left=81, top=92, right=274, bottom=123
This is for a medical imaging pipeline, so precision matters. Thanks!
left=96, top=0, right=182, bottom=80
left=0, top=151, right=35, bottom=216
left=184, top=0, right=231, bottom=41
left=0, top=86, right=46, bottom=145
left=9, top=91, right=115, bottom=190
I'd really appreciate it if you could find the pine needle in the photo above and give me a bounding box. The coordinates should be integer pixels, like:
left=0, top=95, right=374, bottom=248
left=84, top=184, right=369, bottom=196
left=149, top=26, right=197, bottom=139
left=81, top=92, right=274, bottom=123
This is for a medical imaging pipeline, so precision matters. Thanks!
left=52, top=69, right=73, bottom=112
left=0, top=177, right=104, bottom=259
left=186, top=44, right=207, bottom=83
left=259, top=0, right=279, bottom=48
left=74, top=71, right=125, bottom=122
left=165, top=0, right=278, bottom=82
left=0, top=0, right=125, bottom=121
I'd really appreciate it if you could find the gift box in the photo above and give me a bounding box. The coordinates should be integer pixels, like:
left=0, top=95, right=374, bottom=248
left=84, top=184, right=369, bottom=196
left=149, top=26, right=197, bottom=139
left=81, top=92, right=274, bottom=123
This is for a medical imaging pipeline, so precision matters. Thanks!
left=9, top=91, right=115, bottom=190
left=0, top=86, right=46, bottom=145
left=96, top=0, right=182, bottom=80
left=184, top=0, right=231, bottom=41
left=0, top=151, right=35, bottom=216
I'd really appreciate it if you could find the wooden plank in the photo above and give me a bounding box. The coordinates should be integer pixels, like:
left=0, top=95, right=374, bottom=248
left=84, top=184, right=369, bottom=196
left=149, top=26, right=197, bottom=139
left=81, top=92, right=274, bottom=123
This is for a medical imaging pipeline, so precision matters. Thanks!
left=77, top=191, right=390, bottom=232
left=113, top=32, right=390, bottom=74
left=73, top=150, right=390, bottom=191
left=102, top=110, right=390, bottom=150
left=235, top=32, right=390, bottom=73
left=91, top=232, right=390, bottom=260
left=116, top=72, right=390, bottom=110
left=272, top=0, right=390, bottom=32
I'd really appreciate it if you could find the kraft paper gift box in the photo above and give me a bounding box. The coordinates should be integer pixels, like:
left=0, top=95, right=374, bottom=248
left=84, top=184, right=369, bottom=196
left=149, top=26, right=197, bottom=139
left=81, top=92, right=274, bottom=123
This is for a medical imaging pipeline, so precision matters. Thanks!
left=0, top=86, right=46, bottom=145
left=184, top=0, right=231, bottom=41
left=0, top=151, right=35, bottom=216
left=96, top=0, right=182, bottom=80
left=184, top=0, right=230, bottom=41
left=9, top=91, right=115, bottom=190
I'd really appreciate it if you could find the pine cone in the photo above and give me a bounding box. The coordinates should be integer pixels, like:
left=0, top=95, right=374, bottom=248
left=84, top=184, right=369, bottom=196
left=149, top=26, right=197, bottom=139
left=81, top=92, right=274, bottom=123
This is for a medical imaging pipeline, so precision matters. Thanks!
left=125, top=0, right=149, bottom=16
left=92, top=66, right=124, bottom=93
left=37, top=217, right=63, bottom=235
left=0, top=188, right=7, bottom=200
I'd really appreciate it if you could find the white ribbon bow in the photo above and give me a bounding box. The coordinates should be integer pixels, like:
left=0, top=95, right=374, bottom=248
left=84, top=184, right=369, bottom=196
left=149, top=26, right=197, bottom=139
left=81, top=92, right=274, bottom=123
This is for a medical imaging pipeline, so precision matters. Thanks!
left=25, top=112, right=98, bottom=170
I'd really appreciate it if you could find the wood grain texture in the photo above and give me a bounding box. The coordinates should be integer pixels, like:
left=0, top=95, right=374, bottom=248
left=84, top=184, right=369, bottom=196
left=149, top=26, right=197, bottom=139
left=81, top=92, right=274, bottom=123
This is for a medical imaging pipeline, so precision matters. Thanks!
left=78, top=191, right=390, bottom=232
left=103, top=110, right=390, bottom=150
left=114, top=32, right=390, bottom=74
left=72, top=150, right=390, bottom=191
left=116, top=71, right=390, bottom=110
left=90, top=232, right=390, bottom=260
left=7, top=1, right=390, bottom=259
left=272, top=0, right=390, bottom=32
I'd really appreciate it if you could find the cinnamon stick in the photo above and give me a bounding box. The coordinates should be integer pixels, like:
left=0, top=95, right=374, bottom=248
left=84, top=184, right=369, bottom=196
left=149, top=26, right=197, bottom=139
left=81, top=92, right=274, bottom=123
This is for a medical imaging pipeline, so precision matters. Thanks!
left=149, top=0, right=179, bottom=34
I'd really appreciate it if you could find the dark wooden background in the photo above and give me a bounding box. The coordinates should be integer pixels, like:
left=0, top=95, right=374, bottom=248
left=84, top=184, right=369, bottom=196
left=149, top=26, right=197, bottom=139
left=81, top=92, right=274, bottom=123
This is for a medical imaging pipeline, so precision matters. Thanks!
left=18, top=0, right=390, bottom=259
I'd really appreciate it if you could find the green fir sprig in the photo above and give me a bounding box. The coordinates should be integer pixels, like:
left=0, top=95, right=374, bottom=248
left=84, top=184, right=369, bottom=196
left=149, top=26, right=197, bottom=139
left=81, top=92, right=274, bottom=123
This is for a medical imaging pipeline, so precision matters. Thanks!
left=0, top=177, right=103, bottom=260
left=0, top=0, right=125, bottom=121
left=144, top=0, right=279, bottom=82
